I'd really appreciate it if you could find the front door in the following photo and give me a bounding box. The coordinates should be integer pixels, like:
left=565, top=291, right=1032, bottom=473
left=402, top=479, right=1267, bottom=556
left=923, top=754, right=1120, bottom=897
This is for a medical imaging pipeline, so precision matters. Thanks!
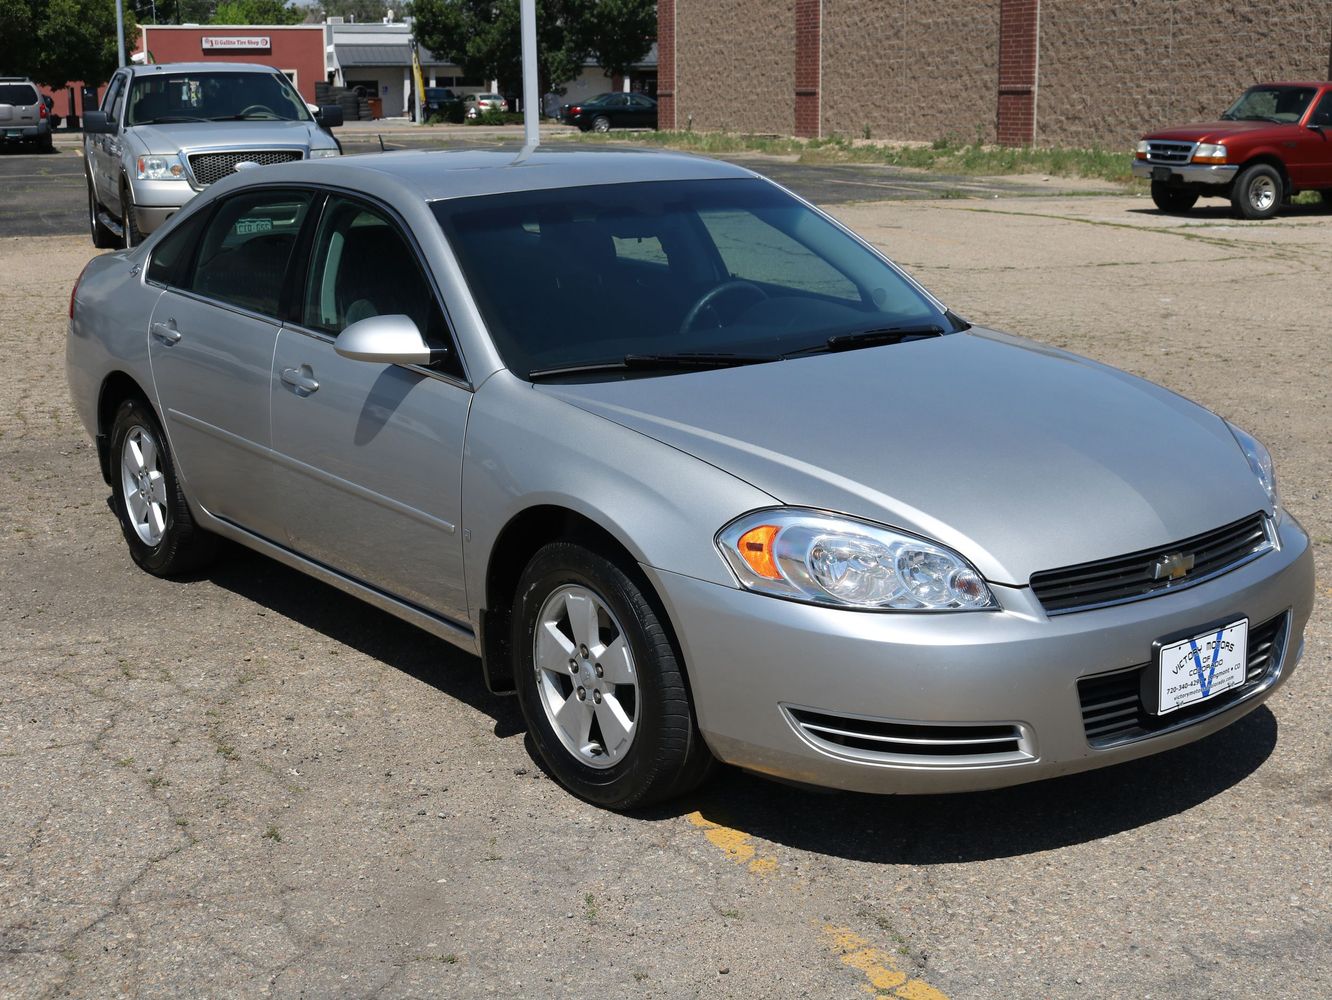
left=269, top=195, right=471, bottom=622
left=1299, top=90, right=1332, bottom=189
left=147, top=187, right=316, bottom=536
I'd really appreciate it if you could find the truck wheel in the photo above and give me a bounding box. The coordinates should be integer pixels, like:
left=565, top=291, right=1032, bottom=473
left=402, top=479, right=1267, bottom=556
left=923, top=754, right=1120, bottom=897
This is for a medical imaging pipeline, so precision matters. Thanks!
left=120, top=179, right=144, bottom=248
left=1150, top=182, right=1198, bottom=214
left=1319, top=190, right=1332, bottom=211
left=88, top=180, right=118, bottom=249
left=1231, top=164, right=1283, bottom=220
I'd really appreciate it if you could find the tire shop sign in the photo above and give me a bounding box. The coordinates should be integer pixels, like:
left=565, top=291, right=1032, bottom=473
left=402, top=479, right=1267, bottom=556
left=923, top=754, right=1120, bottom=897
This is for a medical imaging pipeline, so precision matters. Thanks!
left=201, top=36, right=272, bottom=51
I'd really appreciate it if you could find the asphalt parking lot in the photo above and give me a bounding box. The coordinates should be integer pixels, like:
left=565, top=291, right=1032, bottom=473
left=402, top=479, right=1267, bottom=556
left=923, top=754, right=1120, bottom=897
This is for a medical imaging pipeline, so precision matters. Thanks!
left=1, top=140, right=1329, bottom=999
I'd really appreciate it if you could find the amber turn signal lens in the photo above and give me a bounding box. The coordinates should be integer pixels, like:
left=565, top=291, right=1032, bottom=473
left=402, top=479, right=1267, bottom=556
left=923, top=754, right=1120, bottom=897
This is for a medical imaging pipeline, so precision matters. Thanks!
left=737, top=524, right=782, bottom=580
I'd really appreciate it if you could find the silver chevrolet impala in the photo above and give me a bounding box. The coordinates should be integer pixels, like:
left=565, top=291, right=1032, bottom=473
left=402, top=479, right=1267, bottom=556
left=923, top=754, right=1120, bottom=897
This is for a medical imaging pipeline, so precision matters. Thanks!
left=66, top=149, right=1314, bottom=809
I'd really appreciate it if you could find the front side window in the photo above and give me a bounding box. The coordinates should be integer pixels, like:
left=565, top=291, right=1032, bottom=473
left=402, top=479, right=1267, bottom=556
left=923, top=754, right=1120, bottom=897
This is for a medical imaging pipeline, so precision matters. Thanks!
left=433, top=178, right=945, bottom=379
left=186, top=189, right=314, bottom=317
left=302, top=196, right=463, bottom=378
left=1311, top=91, right=1332, bottom=128
left=126, top=71, right=311, bottom=125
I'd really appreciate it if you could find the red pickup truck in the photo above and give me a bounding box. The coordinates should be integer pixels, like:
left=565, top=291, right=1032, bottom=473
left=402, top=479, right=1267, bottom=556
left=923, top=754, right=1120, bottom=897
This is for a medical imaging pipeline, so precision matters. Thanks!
left=1133, top=82, right=1332, bottom=219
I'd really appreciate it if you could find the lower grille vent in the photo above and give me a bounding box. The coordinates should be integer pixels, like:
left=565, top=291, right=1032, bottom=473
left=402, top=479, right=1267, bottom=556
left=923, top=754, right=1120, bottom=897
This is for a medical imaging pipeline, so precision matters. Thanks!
left=786, top=707, right=1032, bottom=766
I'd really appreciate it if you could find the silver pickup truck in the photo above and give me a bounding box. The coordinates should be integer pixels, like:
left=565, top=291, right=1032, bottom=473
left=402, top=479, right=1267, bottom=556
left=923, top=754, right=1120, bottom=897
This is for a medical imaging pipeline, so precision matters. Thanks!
left=83, top=62, right=343, bottom=248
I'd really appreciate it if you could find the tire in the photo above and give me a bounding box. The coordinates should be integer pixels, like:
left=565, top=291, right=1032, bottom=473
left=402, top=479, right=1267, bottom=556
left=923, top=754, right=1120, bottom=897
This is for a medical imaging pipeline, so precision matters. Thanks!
left=120, top=180, right=144, bottom=248
left=40, top=133, right=54, bottom=153
left=1230, top=163, right=1283, bottom=220
left=1150, top=181, right=1198, bottom=214
left=512, top=541, right=715, bottom=809
left=109, top=398, right=217, bottom=577
left=1319, top=190, right=1332, bottom=210
left=88, top=180, right=117, bottom=249
left=592, top=115, right=611, bottom=134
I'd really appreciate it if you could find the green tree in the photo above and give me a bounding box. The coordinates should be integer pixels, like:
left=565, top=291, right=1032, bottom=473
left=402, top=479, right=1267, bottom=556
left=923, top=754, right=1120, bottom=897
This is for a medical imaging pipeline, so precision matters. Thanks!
left=587, top=0, right=654, bottom=78
left=413, top=0, right=590, bottom=94
left=0, top=0, right=36, bottom=78
left=211, top=0, right=302, bottom=23
left=12, top=0, right=137, bottom=87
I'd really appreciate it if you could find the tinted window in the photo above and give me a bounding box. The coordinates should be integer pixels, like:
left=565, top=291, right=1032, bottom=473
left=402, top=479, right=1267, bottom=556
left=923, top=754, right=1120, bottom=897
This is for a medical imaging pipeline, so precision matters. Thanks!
left=186, top=189, right=314, bottom=317
left=1312, top=92, right=1332, bottom=128
left=433, top=178, right=943, bottom=379
left=303, top=196, right=463, bottom=378
left=100, top=75, right=123, bottom=115
left=146, top=208, right=210, bottom=287
left=0, top=84, right=38, bottom=105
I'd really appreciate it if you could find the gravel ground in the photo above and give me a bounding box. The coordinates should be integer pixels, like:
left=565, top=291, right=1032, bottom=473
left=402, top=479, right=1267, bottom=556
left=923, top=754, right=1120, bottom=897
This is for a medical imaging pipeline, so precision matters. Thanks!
left=1, top=192, right=1328, bottom=999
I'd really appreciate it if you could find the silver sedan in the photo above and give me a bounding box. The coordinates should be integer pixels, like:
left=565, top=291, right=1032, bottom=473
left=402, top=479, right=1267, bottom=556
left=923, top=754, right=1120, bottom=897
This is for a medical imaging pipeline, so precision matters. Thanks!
left=66, top=149, right=1314, bottom=809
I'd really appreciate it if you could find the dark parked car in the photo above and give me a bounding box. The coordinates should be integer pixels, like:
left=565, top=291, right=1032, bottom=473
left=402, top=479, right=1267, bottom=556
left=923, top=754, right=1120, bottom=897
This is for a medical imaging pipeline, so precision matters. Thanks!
left=413, top=86, right=463, bottom=123
left=561, top=92, right=657, bottom=132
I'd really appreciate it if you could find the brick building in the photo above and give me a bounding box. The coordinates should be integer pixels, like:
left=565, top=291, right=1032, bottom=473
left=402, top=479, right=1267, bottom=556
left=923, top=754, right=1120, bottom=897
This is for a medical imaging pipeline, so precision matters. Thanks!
left=657, top=0, right=1332, bottom=147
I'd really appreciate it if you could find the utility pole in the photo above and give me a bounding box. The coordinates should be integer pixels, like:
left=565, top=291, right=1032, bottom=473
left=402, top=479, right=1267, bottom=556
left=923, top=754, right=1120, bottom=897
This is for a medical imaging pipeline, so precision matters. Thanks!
left=115, top=0, right=127, bottom=67
left=521, top=0, right=539, bottom=148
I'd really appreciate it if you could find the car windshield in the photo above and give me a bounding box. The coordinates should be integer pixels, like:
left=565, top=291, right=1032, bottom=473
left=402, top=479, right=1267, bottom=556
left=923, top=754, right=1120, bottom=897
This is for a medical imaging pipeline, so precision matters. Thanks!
left=1222, top=85, right=1316, bottom=123
left=126, top=71, right=311, bottom=125
left=433, top=177, right=948, bottom=379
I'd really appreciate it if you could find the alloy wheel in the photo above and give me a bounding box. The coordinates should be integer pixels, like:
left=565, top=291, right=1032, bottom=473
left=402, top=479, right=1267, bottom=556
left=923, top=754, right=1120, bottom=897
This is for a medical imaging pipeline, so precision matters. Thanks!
left=120, top=425, right=167, bottom=546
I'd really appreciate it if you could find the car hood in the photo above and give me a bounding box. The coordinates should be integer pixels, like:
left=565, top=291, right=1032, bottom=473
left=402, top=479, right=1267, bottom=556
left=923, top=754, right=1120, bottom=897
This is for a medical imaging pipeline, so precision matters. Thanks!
left=1143, top=120, right=1285, bottom=143
left=126, top=119, right=321, bottom=152
left=536, top=330, right=1269, bottom=585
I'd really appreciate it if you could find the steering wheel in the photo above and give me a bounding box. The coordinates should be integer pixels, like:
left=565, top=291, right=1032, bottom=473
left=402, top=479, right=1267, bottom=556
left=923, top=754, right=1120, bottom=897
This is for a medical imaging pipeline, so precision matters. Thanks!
left=239, top=104, right=277, bottom=118
left=678, top=280, right=769, bottom=334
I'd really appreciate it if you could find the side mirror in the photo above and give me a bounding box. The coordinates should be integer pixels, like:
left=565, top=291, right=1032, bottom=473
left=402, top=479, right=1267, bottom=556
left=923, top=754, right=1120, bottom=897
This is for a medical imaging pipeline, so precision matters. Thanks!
left=316, top=104, right=344, bottom=128
left=334, top=314, right=441, bottom=366
left=82, top=110, right=115, bottom=134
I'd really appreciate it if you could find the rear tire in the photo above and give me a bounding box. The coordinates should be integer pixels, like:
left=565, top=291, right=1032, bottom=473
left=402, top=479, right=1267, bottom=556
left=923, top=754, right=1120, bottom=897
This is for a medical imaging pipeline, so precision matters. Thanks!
left=109, top=399, right=217, bottom=577
left=1150, top=182, right=1198, bottom=214
left=88, top=180, right=117, bottom=249
left=1230, top=163, right=1283, bottom=220
left=512, top=541, right=715, bottom=809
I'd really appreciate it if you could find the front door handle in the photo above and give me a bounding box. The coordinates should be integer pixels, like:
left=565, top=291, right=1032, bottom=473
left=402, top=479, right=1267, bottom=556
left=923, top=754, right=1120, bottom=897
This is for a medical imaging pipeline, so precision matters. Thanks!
left=280, top=365, right=320, bottom=396
left=150, top=320, right=181, bottom=345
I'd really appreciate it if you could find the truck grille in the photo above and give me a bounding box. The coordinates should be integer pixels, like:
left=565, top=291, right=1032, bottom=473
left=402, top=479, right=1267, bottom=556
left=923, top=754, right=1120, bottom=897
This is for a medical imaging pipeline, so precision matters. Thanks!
left=1030, top=513, right=1273, bottom=615
left=786, top=707, right=1033, bottom=766
left=1145, top=140, right=1196, bottom=164
left=1077, top=612, right=1287, bottom=747
left=187, top=149, right=303, bottom=186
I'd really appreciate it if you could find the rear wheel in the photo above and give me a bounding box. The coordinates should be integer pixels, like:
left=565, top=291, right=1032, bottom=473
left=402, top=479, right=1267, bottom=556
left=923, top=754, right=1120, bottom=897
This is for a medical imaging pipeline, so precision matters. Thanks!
left=109, top=399, right=216, bottom=576
left=88, top=180, right=117, bottom=249
left=1150, top=181, right=1198, bottom=214
left=512, top=541, right=714, bottom=809
left=592, top=115, right=611, bottom=133
left=1231, top=163, right=1283, bottom=220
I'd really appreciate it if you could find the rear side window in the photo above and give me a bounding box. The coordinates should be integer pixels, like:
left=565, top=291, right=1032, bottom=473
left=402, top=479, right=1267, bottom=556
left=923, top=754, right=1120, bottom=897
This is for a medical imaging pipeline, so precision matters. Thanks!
left=184, top=189, right=314, bottom=317
left=0, top=84, right=38, bottom=105
left=146, top=209, right=210, bottom=287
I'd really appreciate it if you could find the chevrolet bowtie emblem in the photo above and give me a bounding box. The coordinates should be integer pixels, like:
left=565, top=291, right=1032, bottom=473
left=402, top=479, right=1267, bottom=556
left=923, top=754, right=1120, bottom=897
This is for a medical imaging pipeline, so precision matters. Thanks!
left=1153, top=551, right=1195, bottom=581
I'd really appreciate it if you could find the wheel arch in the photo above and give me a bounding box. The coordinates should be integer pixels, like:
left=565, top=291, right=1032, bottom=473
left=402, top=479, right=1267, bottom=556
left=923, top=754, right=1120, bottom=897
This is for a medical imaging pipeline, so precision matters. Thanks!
left=95, top=370, right=156, bottom=484
left=1234, top=152, right=1290, bottom=189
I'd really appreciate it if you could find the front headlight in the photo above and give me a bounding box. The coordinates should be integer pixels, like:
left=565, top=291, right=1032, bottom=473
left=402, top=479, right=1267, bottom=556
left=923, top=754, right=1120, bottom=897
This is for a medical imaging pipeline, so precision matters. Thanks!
left=136, top=154, right=186, bottom=181
left=309, top=147, right=340, bottom=159
left=717, top=509, right=996, bottom=611
left=1226, top=422, right=1278, bottom=508
left=1192, top=143, right=1228, bottom=164
left=1135, top=140, right=1150, bottom=159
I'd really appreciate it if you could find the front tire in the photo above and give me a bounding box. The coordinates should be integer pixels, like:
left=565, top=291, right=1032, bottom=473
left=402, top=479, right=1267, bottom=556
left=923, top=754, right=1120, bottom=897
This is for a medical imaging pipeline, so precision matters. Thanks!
left=1150, top=181, right=1198, bottom=214
left=592, top=115, right=611, bottom=134
left=120, top=180, right=144, bottom=248
left=512, top=542, right=714, bottom=809
left=1231, top=163, right=1283, bottom=220
left=88, top=180, right=117, bottom=249
left=109, top=399, right=216, bottom=576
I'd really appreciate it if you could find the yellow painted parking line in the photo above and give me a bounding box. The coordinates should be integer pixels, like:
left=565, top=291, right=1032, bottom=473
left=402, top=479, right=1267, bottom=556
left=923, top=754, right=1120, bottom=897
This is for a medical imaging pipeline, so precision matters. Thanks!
left=684, top=811, right=949, bottom=997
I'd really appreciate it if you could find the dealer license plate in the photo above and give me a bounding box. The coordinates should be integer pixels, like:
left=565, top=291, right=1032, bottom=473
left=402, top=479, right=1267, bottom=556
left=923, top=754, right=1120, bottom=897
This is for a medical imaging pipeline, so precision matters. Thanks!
left=1151, top=166, right=1172, bottom=182
left=1157, top=619, right=1248, bottom=715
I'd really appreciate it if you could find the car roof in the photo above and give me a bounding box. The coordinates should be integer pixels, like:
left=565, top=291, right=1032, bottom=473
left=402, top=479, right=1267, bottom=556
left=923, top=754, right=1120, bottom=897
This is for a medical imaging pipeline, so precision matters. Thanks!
left=127, top=62, right=286, bottom=75
left=245, top=148, right=758, bottom=202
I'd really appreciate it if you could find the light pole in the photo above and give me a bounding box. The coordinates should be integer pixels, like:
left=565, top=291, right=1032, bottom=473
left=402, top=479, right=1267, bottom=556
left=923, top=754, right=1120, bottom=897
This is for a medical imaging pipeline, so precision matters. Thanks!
left=115, top=0, right=127, bottom=67
left=520, top=0, right=538, bottom=148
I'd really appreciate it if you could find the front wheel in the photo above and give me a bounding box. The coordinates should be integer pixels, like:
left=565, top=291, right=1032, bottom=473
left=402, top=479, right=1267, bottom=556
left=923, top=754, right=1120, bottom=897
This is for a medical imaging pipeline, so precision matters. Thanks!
left=592, top=115, right=611, bottom=133
left=120, top=180, right=144, bottom=248
left=1150, top=181, right=1198, bottom=214
left=1231, top=164, right=1283, bottom=220
left=88, top=181, right=118, bottom=249
left=109, top=399, right=216, bottom=576
left=512, top=542, right=714, bottom=809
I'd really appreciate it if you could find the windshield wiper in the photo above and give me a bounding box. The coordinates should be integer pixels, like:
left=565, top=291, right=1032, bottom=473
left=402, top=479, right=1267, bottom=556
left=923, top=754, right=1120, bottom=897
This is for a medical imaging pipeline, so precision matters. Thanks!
left=784, top=323, right=946, bottom=357
left=208, top=113, right=286, bottom=121
left=1238, top=114, right=1281, bottom=123
left=528, top=352, right=778, bottom=379
left=137, top=115, right=209, bottom=124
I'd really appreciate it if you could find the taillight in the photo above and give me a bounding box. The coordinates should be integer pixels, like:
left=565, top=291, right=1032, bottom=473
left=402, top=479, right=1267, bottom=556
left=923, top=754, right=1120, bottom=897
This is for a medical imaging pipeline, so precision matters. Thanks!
left=570, top=106, right=581, bottom=115
left=70, top=262, right=92, bottom=319
left=39, top=102, right=49, bottom=119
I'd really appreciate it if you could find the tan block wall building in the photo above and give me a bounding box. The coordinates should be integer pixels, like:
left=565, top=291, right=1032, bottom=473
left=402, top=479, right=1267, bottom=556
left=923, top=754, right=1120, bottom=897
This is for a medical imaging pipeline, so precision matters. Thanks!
left=658, top=0, right=1332, bottom=148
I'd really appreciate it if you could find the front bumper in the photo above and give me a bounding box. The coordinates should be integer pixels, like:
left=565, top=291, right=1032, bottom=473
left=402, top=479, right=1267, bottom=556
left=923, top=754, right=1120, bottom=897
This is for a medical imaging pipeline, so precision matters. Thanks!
left=1132, top=160, right=1240, bottom=185
left=645, top=513, right=1313, bottom=794
left=127, top=178, right=198, bottom=235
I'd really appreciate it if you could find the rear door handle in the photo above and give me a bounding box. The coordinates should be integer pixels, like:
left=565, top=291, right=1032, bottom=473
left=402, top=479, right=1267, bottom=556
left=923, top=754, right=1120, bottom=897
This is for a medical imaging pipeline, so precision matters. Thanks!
left=150, top=320, right=181, bottom=345
left=280, top=365, right=320, bottom=395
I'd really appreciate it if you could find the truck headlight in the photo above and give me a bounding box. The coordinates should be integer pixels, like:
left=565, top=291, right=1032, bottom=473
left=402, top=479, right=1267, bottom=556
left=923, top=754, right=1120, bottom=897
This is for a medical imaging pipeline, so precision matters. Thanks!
left=717, top=509, right=995, bottom=611
left=1192, top=143, right=1228, bottom=164
left=136, top=154, right=186, bottom=181
left=1135, top=140, right=1150, bottom=160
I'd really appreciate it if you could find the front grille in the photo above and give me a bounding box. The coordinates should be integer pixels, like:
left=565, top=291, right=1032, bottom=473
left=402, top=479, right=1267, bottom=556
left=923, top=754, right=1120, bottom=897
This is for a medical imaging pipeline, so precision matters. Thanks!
left=1077, top=611, right=1288, bottom=747
left=1030, top=513, right=1272, bottom=615
left=786, top=707, right=1032, bottom=766
left=1145, top=140, right=1196, bottom=164
left=187, top=149, right=303, bottom=186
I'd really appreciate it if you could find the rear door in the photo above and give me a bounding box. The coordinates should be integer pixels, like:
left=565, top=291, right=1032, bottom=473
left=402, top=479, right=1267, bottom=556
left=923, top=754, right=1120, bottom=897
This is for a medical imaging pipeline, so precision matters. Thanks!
left=268, top=194, right=471, bottom=621
left=146, top=187, right=316, bottom=538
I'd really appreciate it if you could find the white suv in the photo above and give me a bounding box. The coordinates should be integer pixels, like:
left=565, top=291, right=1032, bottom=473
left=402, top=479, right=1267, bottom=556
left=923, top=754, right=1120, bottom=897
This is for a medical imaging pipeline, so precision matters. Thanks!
left=83, top=62, right=344, bottom=248
left=0, top=78, right=54, bottom=153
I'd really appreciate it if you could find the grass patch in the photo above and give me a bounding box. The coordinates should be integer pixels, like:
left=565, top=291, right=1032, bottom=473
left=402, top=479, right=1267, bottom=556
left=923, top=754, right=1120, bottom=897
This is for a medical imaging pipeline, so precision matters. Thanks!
left=263, top=824, right=281, bottom=842
left=570, top=130, right=1136, bottom=184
